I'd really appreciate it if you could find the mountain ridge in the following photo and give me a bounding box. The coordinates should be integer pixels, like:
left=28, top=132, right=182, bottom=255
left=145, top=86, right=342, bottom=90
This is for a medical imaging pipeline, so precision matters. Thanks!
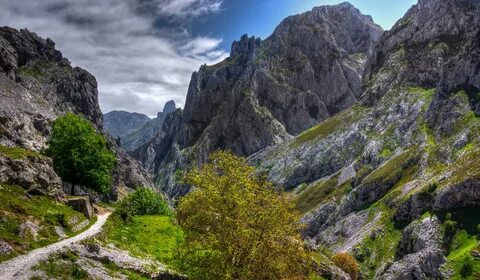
left=131, top=2, right=383, bottom=198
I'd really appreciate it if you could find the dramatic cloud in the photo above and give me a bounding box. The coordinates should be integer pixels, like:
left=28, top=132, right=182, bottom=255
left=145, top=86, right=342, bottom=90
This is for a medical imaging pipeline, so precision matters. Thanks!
left=0, top=0, right=228, bottom=116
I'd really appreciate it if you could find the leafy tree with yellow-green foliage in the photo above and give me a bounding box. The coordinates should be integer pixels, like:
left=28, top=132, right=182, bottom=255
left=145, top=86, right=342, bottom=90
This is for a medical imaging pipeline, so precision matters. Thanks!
left=176, top=151, right=310, bottom=280
left=332, top=252, right=360, bottom=280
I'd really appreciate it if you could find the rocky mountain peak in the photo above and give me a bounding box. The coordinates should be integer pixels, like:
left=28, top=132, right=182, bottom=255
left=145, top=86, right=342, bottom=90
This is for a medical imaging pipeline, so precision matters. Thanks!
left=363, top=0, right=480, bottom=106
left=230, top=34, right=261, bottom=59
left=132, top=2, right=384, bottom=198
left=0, top=27, right=64, bottom=79
left=162, top=100, right=176, bottom=115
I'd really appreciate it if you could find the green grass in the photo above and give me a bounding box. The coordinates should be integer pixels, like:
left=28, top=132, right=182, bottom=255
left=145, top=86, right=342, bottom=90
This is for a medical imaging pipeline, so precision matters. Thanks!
left=408, top=87, right=435, bottom=103
left=17, top=61, right=50, bottom=79
left=0, top=145, right=42, bottom=160
left=295, top=175, right=342, bottom=213
left=34, top=249, right=88, bottom=279
left=292, top=106, right=366, bottom=145
left=354, top=205, right=402, bottom=279
left=0, top=184, right=89, bottom=262
left=441, top=209, right=480, bottom=279
left=100, top=214, right=184, bottom=267
left=443, top=148, right=480, bottom=187
left=362, top=150, right=414, bottom=187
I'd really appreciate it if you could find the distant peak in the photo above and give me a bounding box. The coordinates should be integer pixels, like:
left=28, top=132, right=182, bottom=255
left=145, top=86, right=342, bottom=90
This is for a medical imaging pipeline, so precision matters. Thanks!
left=163, top=100, right=176, bottom=115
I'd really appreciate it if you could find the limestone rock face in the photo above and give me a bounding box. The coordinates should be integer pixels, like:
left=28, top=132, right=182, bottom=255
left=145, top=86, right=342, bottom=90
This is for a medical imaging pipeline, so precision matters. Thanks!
left=180, top=3, right=382, bottom=158
left=0, top=154, right=63, bottom=199
left=0, top=27, right=153, bottom=199
left=131, top=2, right=382, bottom=198
left=378, top=217, right=445, bottom=280
left=363, top=0, right=480, bottom=127
left=247, top=0, right=480, bottom=278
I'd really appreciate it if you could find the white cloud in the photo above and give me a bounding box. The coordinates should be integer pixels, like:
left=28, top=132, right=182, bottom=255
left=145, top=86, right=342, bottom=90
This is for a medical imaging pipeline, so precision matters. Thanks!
left=0, top=0, right=228, bottom=117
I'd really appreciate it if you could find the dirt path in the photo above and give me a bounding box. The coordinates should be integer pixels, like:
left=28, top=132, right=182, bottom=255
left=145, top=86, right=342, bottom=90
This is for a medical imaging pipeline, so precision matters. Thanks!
left=0, top=212, right=111, bottom=279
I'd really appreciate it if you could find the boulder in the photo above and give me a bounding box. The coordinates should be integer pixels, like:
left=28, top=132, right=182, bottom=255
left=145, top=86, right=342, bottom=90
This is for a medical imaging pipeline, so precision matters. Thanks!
left=67, top=196, right=93, bottom=219
left=0, top=154, right=63, bottom=200
left=19, top=221, right=40, bottom=241
left=0, top=240, right=13, bottom=256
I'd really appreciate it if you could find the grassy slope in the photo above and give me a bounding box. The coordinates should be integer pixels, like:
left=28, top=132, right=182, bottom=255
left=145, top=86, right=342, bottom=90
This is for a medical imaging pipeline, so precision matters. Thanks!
left=0, top=145, right=43, bottom=160
left=99, top=213, right=184, bottom=268
left=0, top=185, right=90, bottom=262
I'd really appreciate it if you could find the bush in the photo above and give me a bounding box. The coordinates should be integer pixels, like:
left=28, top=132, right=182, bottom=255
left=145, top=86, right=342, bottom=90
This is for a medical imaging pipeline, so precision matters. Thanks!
left=119, top=187, right=171, bottom=220
left=332, top=252, right=360, bottom=280
left=46, top=113, right=115, bottom=194
left=176, top=151, right=310, bottom=280
left=427, top=181, right=437, bottom=193
left=460, top=255, right=474, bottom=278
left=443, top=219, right=457, bottom=251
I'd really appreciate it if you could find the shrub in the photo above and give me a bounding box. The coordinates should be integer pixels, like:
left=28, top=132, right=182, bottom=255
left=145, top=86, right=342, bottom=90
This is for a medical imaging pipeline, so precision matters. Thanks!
left=460, top=255, right=474, bottom=278
left=46, top=113, right=115, bottom=194
left=332, top=252, right=360, bottom=280
left=176, top=151, right=310, bottom=280
left=427, top=181, right=438, bottom=193
left=119, top=187, right=171, bottom=219
left=443, top=219, right=457, bottom=252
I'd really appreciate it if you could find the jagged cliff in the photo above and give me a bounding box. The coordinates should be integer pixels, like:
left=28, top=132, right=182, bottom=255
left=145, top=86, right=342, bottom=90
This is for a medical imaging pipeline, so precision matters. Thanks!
left=250, top=0, right=480, bottom=278
left=132, top=2, right=383, bottom=198
left=0, top=27, right=152, bottom=199
left=120, top=100, right=177, bottom=151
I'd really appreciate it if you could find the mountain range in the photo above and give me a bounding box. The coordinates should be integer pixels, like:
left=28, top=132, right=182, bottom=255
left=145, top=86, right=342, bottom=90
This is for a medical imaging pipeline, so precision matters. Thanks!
left=1, top=0, right=480, bottom=279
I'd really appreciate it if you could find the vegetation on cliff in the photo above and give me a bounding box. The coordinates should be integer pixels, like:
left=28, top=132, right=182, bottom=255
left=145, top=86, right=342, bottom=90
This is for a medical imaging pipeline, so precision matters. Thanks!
left=46, top=113, right=116, bottom=194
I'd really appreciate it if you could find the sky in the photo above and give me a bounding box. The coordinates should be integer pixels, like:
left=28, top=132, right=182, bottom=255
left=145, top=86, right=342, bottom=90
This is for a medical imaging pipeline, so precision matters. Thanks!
left=0, top=0, right=417, bottom=117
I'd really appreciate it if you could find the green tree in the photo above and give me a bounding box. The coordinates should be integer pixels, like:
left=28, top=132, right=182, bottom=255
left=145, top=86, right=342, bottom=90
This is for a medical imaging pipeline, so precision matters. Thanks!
left=47, top=113, right=115, bottom=194
left=118, top=187, right=171, bottom=222
left=176, top=151, right=309, bottom=280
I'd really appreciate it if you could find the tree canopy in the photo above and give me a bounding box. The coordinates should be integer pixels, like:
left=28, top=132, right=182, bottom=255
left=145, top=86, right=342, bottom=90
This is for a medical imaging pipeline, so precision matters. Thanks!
left=176, top=151, right=310, bottom=280
left=47, top=113, right=116, bottom=194
left=118, top=187, right=172, bottom=222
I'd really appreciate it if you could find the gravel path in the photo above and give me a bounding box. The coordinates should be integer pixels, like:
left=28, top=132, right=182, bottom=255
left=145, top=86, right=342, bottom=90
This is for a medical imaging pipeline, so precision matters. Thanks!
left=0, top=212, right=111, bottom=279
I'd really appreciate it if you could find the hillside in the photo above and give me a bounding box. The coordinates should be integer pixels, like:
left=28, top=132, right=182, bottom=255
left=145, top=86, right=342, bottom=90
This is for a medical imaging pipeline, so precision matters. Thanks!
left=251, top=0, right=480, bottom=278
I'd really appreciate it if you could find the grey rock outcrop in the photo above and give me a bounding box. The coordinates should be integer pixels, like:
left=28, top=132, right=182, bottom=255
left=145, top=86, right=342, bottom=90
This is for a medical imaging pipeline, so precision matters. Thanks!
left=19, top=221, right=40, bottom=241
left=68, top=243, right=186, bottom=279
left=0, top=241, right=13, bottom=257
left=67, top=197, right=93, bottom=219
left=378, top=217, right=445, bottom=280
left=162, top=100, right=176, bottom=115
left=0, top=154, right=63, bottom=199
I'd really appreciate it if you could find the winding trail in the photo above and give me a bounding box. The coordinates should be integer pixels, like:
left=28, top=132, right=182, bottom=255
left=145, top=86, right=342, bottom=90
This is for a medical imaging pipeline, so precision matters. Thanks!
left=0, top=212, right=111, bottom=279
